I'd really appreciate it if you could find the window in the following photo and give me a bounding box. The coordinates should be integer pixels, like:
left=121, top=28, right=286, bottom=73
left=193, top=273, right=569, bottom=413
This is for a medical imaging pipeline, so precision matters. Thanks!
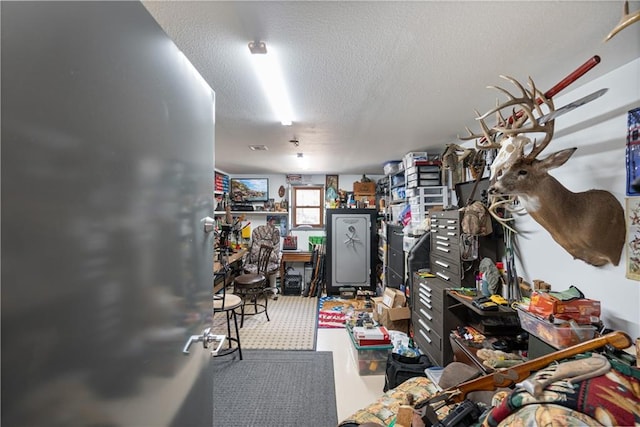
left=292, top=185, right=324, bottom=228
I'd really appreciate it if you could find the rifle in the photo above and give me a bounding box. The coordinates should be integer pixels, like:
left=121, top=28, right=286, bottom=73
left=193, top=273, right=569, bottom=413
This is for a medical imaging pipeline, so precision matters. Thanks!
left=303, top=246, right=319, bottom=297
left=315, top=243, right=326, bottom=297
left=417, top=330, right=632, bottom=409
left=308, top=244, right=323, bottom=297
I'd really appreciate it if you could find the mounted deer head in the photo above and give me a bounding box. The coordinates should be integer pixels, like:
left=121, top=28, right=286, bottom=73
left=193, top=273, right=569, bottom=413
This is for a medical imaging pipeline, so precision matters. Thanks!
left=462, top=76, right=625, bottom=267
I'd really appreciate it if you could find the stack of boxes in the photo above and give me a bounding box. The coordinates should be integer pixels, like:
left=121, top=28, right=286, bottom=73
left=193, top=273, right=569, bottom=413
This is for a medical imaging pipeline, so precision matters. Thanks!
left=347, top=287, right=411, bottom=376
left=371, top=287, right=411, bottom=332
left=406, top=157, right=447, bottom=232
left=401, top=155, right=446, bottom=228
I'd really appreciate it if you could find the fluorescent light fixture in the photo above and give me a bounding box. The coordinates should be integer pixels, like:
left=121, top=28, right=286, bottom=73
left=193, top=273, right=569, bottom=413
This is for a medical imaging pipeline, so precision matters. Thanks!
left=248, top=41, right=294, bottom=126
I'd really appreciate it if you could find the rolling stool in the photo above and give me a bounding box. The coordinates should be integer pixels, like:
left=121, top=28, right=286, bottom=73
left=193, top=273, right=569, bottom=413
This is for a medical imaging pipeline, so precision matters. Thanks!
left=213, top=253, right=243, bottom=359
left=234, top=244, right=273, bottom=328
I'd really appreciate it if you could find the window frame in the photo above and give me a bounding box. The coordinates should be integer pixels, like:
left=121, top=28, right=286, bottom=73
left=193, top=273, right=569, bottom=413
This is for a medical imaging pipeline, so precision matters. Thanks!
left=291, top=185, right=325, bottom=228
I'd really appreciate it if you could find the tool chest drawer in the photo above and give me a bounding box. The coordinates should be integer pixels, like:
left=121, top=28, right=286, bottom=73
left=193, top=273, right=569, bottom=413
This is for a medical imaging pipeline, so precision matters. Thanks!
left=432, top=240, right=461, bottom=264
left=431, top=263, right=461, bottom=286
left=430, top=256, right=461, bottom=279
left=387, top=224, right=405, bottom=248
left=415, top=302, right=443, bottom=332
left=414, top=320, right=443, bottom=365
left=416, top=278, right=443, bottom=308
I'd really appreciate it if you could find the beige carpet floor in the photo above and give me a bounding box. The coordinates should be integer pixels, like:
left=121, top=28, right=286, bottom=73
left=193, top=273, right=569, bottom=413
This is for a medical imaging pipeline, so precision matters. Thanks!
left=211, top=295, right=318, bottom=350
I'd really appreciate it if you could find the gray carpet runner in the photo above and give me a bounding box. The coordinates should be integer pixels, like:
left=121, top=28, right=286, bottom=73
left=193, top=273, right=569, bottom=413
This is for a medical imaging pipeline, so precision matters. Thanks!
left=212, top=350, right=338, bottom=426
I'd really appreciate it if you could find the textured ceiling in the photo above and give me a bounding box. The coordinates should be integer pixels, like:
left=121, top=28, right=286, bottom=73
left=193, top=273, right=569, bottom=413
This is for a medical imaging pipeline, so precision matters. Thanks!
left=143, top=1, right=640, bottom=175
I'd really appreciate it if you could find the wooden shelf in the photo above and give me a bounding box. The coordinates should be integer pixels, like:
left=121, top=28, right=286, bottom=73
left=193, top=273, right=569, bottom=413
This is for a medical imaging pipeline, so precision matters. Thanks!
left=446, top=290, right=517, bottom=317
left=213, top=211, right=288, bottom=215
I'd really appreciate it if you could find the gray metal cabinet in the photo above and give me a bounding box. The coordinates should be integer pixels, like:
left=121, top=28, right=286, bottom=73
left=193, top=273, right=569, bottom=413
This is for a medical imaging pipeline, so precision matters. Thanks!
left=326, top=209, right=377, bottom=293
left=386, top=224, right=405, bottom=288
left=430, top=210, right=465, bottom=287
left=412, top=273, right=463, bottom=366
left=412, top=209, right=503, bottom=366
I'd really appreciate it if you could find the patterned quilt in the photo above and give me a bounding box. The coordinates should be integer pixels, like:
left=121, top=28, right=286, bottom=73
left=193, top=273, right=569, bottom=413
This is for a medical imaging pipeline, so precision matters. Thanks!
left=338, top=353, right=640, bottom=427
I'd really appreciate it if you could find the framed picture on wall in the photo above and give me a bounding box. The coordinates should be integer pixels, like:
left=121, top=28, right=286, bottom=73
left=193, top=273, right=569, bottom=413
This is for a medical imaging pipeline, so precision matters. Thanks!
left=626, top=197, right=640, bottom=281
left=325, top=174, right=338, bottom=203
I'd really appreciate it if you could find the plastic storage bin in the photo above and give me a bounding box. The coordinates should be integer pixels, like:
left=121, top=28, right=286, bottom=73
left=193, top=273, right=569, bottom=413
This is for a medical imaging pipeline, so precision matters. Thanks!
left=425, top=367, right=444, bottom=387
left=347, top=327, right=392, bottom=376
left=517, top=307, right=597, bottom=349
left=383, top=160, right=402, bottom=176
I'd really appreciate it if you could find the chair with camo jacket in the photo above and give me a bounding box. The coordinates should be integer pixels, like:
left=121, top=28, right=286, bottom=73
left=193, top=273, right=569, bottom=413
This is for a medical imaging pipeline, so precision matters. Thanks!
left=241, top=221, right=281, bottom=292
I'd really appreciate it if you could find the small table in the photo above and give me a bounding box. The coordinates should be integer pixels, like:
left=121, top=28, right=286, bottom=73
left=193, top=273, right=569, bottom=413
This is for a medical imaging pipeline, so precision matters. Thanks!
left=279, top=251, right=313, bottom=283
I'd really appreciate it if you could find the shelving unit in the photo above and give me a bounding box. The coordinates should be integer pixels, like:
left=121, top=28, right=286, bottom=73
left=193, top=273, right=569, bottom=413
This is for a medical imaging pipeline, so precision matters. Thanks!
left=382, top=168, right=406, bottom=225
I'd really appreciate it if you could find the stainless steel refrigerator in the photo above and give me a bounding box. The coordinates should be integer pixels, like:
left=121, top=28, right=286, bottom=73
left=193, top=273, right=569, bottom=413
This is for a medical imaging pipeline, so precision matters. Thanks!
left=2, top=2, right=216, bottom=425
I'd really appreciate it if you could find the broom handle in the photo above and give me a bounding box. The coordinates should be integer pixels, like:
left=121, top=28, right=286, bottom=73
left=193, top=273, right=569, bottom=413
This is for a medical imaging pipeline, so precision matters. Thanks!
left=476, top=55, right=600, bottom=144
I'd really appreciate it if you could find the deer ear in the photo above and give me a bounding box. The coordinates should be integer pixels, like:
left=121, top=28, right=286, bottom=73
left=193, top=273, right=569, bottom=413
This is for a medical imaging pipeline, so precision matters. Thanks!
left=539, top=147, right=578, bottom=171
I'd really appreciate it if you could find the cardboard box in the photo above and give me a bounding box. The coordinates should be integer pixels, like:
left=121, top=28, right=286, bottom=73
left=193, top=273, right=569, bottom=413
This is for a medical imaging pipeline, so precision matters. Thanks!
left=529, top=291, right=601, bottom=323
left=372, top=288, right=411, bottom=332
left=353, top=181, right=376, bottom=195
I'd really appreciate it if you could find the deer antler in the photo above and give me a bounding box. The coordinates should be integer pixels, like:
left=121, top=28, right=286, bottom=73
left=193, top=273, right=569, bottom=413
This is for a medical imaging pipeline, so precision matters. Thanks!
left=479, top=76, right=556, bottom=161
left=605, top=0, right=640, bottom=42
left=459, top=108, right=505, bottom=150
left=487, top=195, right=523, bottom=234
left=460, top=75, right=557, bottom=234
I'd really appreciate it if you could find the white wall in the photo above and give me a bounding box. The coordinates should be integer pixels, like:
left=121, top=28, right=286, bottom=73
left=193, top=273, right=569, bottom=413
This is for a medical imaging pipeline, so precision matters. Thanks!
left=503, top=58, right=640, bottom=339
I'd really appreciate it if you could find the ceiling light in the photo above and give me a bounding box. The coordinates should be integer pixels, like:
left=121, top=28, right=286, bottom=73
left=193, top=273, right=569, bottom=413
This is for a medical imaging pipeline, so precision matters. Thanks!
left=249, top=145, right=268, bottom=151
left=248, top=41, right=294, bottom=126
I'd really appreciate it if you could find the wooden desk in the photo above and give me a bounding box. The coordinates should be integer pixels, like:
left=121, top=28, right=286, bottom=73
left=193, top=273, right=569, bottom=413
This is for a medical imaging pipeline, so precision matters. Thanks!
left=446, top=290, right=520, bottom=336
left=280, top=251, right=313, bottom=282
left=213, top=249, right=246, bottom=293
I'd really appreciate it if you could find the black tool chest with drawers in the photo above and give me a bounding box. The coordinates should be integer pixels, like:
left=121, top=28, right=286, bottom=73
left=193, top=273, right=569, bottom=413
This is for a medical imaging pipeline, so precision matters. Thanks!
left=412, top=272, right=453, bottom=366
left=411, top=209, right=501, bottom=366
